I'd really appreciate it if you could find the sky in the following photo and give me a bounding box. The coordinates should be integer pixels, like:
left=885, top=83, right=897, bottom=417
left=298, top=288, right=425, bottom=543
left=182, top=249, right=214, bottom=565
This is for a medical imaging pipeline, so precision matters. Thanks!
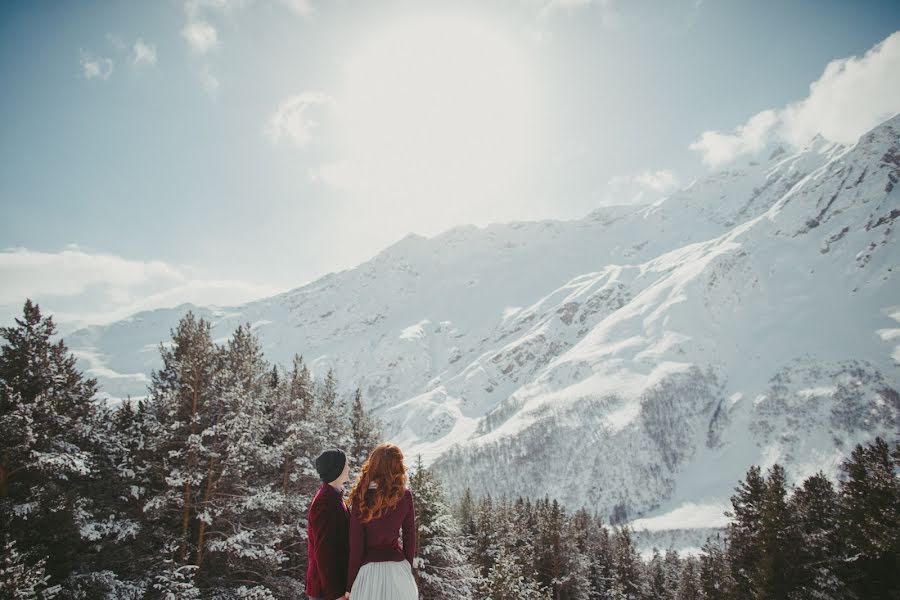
left=1, top=0, right=899, bottom=330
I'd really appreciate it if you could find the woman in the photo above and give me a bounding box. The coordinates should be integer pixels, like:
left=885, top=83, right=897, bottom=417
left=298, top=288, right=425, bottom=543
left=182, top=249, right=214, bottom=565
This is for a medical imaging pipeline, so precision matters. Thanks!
left=345, top=443, right=418, bottom=600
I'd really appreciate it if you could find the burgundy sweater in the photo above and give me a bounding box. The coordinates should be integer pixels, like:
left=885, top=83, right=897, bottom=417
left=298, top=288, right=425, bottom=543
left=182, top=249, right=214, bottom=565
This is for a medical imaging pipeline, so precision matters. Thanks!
left=346, top=487, right=417, bottom=592
left=305, top=483, right=350, bottom=600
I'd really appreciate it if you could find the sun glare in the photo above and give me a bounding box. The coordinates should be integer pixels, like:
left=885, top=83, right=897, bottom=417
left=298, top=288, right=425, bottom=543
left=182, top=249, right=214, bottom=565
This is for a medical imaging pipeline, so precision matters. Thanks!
left=331, top=13, right=540, bottom=227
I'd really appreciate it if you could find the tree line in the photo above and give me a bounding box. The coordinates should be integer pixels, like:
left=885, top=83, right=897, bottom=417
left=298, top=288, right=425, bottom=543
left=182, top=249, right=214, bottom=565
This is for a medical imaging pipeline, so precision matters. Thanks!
left=1, top=300, right=898, bottom=599
left=449, top=438, right=899, bottom=599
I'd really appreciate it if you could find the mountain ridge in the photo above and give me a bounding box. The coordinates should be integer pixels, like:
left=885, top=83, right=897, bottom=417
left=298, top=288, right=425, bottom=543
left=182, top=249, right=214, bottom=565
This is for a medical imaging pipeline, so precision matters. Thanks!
left=63, top=115, right=899, bottom=539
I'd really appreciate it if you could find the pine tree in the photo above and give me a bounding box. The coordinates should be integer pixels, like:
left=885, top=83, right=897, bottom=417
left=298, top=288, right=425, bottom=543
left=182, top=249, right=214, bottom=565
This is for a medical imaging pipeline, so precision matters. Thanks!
left=0, top=535, right=60, bottom=599
left=584, top=513, right=615, bottom=597
left=312, top=367, right=350, bottom=453
left=479, top=547, right=550, bottom=600
left=198, top=324, right=284, bottom=584
left=0, top=300, right=103, bottom=583
left=73, top=397, right=147, bottom=580
left=836, top=436, right=900, bottom=597
left=472, top=495, right=497, bottom=579
left=408, top=456, right=477, bottom=599
left=268, top=365, right=279, bottom=391
left=567, top=508, right=600, bottom=600
left=268, top=354, right=320, bottom=580
left=610, top=526, right=641, bottom=599
left=675, top=556, right=701, bottom=600
left=788, top=471, right=846, bottom=599
left=456, top=488, right=477, bottom=540
left=750, top=464, right=799, bottom=599
left=533, top=497, right=566, bottom=596
left=725, top=465, right=765, bottom=598
left=140, top=311, right=219, bottom=575
left=348, top=387, right=380, bottom=475
left=645, top=548, right=671, bottom=600
left=662, top=548, right=682, bottom=599
left=319, top=368, right=337, bottom=410
left=698, top=536, right=732, bottom=600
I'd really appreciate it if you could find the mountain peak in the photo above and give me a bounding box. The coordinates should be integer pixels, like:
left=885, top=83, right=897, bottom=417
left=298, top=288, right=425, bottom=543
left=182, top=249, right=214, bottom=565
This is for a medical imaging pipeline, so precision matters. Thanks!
left=856, top=111, right=900, bottom=148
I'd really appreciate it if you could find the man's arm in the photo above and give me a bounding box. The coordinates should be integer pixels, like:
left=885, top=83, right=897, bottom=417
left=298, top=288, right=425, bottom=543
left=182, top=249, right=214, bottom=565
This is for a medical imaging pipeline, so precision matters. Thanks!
left=310, top=499, right=346, bottom=599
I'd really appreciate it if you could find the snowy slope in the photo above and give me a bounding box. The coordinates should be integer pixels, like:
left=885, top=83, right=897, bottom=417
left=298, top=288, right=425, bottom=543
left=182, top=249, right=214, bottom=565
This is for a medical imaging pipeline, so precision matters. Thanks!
left=430, top=114, right=899, bottom=525
left=65, top=114, right=900, bottom=541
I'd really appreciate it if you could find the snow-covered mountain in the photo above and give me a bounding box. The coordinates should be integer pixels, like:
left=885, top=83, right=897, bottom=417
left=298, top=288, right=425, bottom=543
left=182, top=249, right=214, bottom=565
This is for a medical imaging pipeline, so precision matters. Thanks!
left=66, top=113, right=899, bottom=544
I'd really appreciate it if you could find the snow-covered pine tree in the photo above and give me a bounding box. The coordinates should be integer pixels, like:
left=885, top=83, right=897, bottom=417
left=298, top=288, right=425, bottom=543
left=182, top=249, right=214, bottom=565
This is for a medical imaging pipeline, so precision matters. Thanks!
left=408, top=455, right=476, bottom=599
left=456, top=487, right=477, bottom=540
left=836, top=436, right=900, bottom=597
left=151, top=560, right=201, bottom=599
left=493, top=496, right=531, bottom=581
left=609, top=525, right=641, bottom=599
left=0, top=536, right=60, bottom=599
left=788, top=471, right=846, bottom=599
left=319, top=368, right=337, bottom=410
left=268, top=354, right=320, bottom=579
left=674, top=556, right=700, bottom=600
left=750, top=464, right=800, bottom=599
left=558, top=508, right=593, bottom=600
left=698, top=536, right=731, bottom=600
left=661, top=548, right=682, bottom=598
left=67, top=397, right=146, bottom=584
left=580, top=512, right=614, bottom=597
left=478, top=546, right=550, bottom=600
left=140, top=312, right=219, bottom=576
left=645, top=548, right=671, bottom=600
left=725, top=464, right=765, bottom=598
left=0, top=300, right=103, bottom=584
left=198, top=324, right=284, bottom=588
left=532, top=497, right=563, bottom=595
left=348, top=387, right=380, bottom=476
left=471, top=495, right=497, bottom=579
left=312, top=367, right=351, bottom=454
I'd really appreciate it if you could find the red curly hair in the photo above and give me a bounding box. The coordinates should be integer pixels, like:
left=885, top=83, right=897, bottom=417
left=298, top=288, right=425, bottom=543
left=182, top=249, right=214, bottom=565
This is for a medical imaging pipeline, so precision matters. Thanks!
left=346, top=443, right=407, bottom=523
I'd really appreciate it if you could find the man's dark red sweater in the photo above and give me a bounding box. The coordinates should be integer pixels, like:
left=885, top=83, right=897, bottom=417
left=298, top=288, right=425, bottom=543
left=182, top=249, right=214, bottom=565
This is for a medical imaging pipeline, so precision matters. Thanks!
left=305, top=482, right=350, bottom=600
left=346, top=487, right=417, bottom=593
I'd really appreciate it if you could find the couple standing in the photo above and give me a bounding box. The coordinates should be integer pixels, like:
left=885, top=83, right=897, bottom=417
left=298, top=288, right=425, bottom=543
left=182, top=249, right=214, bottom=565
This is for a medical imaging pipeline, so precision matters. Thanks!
left=306, top=443, right=419, bottom=600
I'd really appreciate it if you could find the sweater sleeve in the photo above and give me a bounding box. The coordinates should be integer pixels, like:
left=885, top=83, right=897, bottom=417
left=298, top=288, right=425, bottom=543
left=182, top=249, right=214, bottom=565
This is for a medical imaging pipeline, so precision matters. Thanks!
left=310, top=499, right=345, bottom=599
left=402, top=489, right=417, bottom=567
left=346, top=501, right=365, bottom=592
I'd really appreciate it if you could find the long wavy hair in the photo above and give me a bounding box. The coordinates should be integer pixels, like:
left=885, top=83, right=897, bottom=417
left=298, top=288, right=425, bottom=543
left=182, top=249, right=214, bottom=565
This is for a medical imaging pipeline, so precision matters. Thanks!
left=346, top=443, right=407, bottom=523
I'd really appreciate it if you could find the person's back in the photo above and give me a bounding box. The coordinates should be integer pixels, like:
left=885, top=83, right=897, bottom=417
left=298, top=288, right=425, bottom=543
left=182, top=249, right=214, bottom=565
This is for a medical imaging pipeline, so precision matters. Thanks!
left=345, top=444, right=418, bottom=600
left=306, top=449, right=351, bottom=600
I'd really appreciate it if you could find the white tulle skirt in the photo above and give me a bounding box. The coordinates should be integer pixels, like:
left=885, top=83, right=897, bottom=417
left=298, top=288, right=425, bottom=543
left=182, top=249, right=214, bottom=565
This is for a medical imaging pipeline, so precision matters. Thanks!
left=351, top=560, right=418, bottom=600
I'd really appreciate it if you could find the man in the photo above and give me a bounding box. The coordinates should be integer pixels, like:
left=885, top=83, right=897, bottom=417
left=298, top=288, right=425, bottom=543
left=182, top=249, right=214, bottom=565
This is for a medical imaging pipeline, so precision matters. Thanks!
left=306, top=448, right=351, bottom=600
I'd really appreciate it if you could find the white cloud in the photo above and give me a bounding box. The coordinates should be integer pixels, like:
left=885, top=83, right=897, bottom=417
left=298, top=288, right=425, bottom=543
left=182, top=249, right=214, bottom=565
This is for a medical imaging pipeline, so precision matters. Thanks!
left=132, top=39, right=158, bottom=66
left=79, top=51, right=114, bottom=80
left=632, top=169, right=680, bottom=193
left=689, top=109, right=778, bottom=168
left=182, top=21, right=218, bottom=53
left=265, top=92, right=332, bottom=146
left=780, top=31, right=900, bottom=147
left=691, top=31, right=900, bottom=168
left=0, top=246, right=284, bottom=329
left=605, top=168, right=681, bottom=205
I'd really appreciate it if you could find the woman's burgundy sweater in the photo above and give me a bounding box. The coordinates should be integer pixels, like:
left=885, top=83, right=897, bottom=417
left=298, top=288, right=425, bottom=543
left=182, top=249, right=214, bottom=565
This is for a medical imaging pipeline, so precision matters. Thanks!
left=346, top=487, right=417, bottom=592
left=305, top=483, right=350, bottom=600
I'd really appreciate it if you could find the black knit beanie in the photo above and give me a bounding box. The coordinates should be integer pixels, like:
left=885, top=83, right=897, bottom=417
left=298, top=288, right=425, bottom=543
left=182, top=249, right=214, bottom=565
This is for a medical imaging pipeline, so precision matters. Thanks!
left=315, top=449, right=347, bottom=483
